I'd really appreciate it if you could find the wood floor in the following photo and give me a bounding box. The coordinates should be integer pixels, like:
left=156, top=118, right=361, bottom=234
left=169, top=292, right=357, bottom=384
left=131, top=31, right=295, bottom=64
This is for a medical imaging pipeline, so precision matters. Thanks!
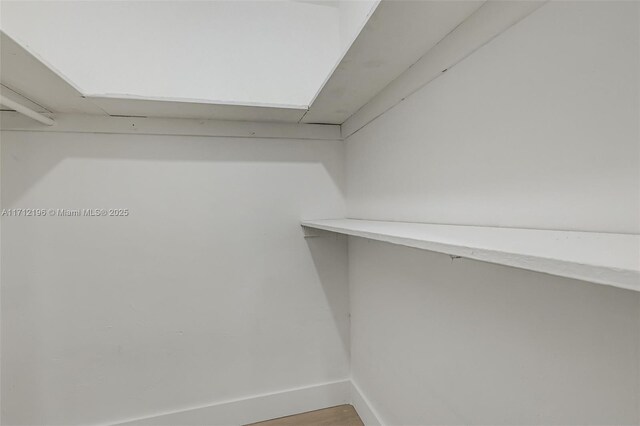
left=246, top=404, right=363, bottom=426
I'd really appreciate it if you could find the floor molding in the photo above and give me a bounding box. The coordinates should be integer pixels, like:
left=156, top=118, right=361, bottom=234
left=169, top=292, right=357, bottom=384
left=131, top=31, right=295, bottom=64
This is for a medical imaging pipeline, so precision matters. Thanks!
left=350, top=380, right=384, bottom=426
left=114, top=380, right=351, bottom=426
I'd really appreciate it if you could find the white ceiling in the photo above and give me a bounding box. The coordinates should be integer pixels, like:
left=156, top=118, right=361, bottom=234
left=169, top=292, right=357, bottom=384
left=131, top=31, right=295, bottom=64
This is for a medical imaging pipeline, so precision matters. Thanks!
left=303, top=0, right=483, bottom=124
left=0, top=1, right=485, bottom=125
left=0, top=1, right=346, bottom=106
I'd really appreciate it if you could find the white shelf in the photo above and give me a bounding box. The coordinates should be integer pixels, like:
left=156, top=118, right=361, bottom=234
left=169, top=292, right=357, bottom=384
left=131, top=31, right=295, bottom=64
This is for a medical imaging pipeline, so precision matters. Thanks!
left=301, top=219, right=640, bottom=292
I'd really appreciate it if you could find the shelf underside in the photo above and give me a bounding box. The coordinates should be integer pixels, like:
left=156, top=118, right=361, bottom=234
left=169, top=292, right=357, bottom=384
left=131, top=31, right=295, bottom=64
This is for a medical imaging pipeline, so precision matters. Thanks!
left=301, top=219, right=640, bottom=292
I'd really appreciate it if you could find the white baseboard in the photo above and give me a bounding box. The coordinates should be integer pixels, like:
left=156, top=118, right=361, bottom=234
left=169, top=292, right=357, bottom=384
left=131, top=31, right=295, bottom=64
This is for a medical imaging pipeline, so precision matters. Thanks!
left=350, top=380, right=384, bottom=426
left=115, top=379, right=351, bottom=426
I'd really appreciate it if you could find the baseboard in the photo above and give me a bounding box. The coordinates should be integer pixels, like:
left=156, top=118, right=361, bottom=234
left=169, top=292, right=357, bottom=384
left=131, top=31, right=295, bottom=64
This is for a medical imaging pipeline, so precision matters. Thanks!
left=350, top=380, right=384, bottom=426
left=114, top=379, right=351, bottom=426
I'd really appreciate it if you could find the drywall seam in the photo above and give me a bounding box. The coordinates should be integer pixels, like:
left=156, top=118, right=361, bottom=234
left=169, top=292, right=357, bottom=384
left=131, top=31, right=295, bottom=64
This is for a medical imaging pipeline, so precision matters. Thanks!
left=0, top=112, right=342, bottom=141
left=112, top=380, right=351, bottom=426
left=340, top=1, right=546, bottom=139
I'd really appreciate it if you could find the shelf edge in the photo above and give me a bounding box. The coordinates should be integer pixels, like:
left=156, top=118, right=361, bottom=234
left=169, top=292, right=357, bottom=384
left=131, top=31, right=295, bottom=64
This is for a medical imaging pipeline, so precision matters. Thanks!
left=301, top=220, right=640, bottom=292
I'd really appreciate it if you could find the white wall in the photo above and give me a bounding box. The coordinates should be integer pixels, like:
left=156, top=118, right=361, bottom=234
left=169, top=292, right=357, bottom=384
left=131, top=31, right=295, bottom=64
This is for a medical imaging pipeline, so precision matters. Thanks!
left=350, top=238, right=640, bottom=425
left=347, top=1, right=640, bottom=235
left=0, top=129, right=349, bottom=425
left=345, top=1, right=640, bottom=424
left=0, top=1, right=341, bottom=107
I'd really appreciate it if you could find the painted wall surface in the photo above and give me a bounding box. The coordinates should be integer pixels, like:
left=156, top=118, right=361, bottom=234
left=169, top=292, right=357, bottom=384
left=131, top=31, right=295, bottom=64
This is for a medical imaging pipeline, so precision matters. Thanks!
left=349, top=238, right=640, bottom=425
left=346, top=1, right=640, bottom=234
left=0, top=130, right=349, bottom=425
left=345, top=2, right=640, bottom=424
left=0, top=1, right=341, bottom=106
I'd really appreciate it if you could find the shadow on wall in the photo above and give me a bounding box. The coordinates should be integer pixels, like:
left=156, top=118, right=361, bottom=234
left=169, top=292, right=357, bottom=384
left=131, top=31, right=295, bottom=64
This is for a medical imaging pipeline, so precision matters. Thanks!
left=0, top=131, right=345, bottom=208
left=348, top=237, right=640, bottom=425
left=0, top=130, right=348, bottom=425
left=304, top=229, right=350, bottom=355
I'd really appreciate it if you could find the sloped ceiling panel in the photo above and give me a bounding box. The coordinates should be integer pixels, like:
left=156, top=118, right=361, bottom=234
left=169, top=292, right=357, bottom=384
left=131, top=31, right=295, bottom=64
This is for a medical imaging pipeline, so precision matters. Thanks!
left=0, top=31, right=106, bottom=115
left=302, top=0, right=484, bottom=124
left=87, top=96, right=307, bottom=122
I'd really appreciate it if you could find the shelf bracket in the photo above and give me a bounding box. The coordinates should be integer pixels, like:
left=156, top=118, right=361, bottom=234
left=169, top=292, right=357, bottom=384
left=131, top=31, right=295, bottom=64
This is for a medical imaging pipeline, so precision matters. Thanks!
left=302, top=225, right=334, bottom=238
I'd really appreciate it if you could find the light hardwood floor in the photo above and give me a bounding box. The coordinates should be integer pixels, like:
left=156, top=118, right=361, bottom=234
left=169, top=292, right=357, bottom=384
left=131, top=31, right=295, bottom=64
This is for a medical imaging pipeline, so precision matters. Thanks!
left=245, top=404, right=364, bottom=426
